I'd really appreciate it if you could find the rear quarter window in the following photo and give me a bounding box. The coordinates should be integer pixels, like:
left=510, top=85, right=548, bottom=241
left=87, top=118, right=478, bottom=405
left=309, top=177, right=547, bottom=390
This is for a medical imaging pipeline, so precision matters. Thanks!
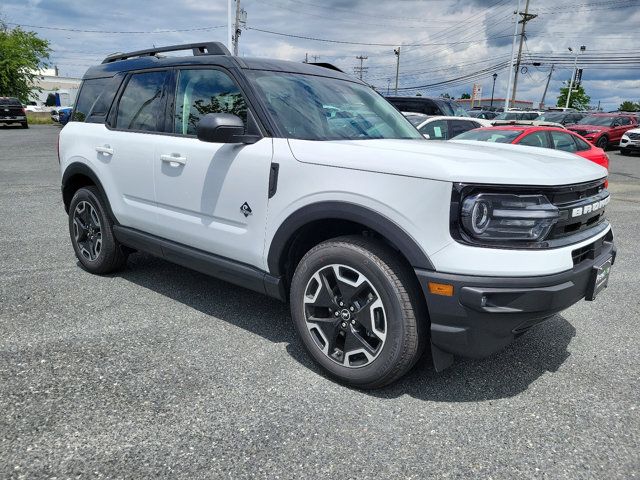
left=72, top=75, right=123, bottom=123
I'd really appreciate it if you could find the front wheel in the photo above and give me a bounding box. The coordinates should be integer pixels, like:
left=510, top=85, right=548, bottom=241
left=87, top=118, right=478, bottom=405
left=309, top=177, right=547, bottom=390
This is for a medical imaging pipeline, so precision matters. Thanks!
left=290, top=236, right=425, bottom=389
left=21, top=122, right=29, bottom=129
left=620, top=148, right=631, bottom=156
left=596, top=136, right=608, bottom=149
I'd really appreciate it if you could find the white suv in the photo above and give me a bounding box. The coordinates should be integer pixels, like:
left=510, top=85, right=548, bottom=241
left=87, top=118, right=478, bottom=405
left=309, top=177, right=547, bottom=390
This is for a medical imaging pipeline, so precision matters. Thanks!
left=59, top=42, right=616, bottom=388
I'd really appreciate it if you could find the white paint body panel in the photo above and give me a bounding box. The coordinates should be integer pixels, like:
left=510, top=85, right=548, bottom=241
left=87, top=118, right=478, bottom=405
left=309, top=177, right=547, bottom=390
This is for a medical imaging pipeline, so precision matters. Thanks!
left=61, top=123, right=610, bottom=278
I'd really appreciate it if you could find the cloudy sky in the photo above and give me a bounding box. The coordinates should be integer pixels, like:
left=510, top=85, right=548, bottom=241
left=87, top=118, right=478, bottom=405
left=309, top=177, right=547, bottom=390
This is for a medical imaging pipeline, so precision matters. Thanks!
left=2, top=0, right=639, bottom=110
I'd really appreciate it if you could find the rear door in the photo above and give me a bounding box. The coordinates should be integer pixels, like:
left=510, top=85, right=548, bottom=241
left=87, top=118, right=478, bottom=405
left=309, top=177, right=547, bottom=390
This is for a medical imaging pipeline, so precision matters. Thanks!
left=103, top=70, right=170, bottom=234
left=152, top=67, right=272, bottom=267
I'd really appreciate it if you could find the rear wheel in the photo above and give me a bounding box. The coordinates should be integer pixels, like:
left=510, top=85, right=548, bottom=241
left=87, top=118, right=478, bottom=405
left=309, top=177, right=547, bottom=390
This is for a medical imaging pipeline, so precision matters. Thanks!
left=68, top=186, right=127, bottom=274
left=596, top=136, right=608, bottom=149
left=290, top=236, right=425, bottom=389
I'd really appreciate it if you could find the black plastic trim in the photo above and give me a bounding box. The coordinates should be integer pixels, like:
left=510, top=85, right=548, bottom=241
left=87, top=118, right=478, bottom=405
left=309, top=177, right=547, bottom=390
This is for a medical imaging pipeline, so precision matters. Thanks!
left=268, top=163, right=279, bottom=198
left=112, top=226, right=286, bottom=301
left=61, top=163, right=118, bottom=223
left=267, top=201, right=435, bottom=275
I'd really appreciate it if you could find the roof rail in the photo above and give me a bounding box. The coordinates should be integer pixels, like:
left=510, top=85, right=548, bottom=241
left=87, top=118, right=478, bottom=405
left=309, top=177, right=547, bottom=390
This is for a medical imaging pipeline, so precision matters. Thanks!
left=102, top=42, right=231, bottom=64
left=308, top=62, right=344, bottom=73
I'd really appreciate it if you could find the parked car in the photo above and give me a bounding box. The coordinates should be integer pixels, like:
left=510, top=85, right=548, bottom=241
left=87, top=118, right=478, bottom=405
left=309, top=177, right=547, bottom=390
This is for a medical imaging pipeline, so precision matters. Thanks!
left=0, top=97, right=28, bottom=128
left=24, top=101, right=45, bottom=112
left=468, top=109, right=498, bottom=120
left=452, top=126, right=609, bottom=169
left=51, top=107, right=73, bottom=125
left=386, top=96, right=469, bottom=117
left=535, top=111, right=584, bottom=126
left=401, top=111, right=428, bottom=126
left=567, top=114, right=638, bottom=149
left=415, top=116, right=492, bottom=140
left=619, top=127, right=640, bottom=156
left=494, top=110, right=544, bottom=121
left=59, top=41, right=615, bottom=388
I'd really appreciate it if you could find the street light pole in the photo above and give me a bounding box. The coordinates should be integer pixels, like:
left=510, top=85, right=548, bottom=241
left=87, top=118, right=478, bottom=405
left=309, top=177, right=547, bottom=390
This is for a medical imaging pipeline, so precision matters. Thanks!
left=566, top=45, right=586, bottom=109
left=394, top=47, right=401, bottom=95
left=490, top=73, right=498, bottom=108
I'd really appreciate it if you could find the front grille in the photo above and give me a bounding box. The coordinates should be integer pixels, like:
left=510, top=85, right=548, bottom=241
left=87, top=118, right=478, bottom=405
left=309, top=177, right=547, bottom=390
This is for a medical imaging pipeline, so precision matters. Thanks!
left=547, top=180, right=608, bottom=240
left=628, top=132, right=640, bottom=140
left=572, top=229, right=613, bottom=266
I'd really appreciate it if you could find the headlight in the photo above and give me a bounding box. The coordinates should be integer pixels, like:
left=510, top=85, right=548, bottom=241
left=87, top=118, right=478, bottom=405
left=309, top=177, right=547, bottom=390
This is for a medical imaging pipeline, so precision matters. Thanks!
left=460, top=193, right=560, bottom=241
left=584, top=130, right=600, bottom=134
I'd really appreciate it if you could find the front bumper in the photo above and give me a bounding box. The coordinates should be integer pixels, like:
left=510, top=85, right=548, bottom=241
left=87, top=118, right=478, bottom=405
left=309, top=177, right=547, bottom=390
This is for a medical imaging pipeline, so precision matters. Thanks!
left=416, top=231, right=616, bottom=370
left=620, top=138, right=640, bottom=151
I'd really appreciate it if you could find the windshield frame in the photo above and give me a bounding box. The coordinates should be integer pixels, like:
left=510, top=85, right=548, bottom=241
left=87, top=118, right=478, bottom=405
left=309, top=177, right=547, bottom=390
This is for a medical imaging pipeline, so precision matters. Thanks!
left=245, top=70, right=424, bottom=141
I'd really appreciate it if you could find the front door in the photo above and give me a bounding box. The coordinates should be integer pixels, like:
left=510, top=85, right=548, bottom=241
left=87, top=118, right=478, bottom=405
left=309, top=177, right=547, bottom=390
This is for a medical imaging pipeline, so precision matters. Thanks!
left=152, top=67, right=273, bottom=268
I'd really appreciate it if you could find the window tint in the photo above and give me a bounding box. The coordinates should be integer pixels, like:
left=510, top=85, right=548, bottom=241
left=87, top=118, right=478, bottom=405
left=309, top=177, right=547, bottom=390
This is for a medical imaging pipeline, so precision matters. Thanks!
left=115, top=71, right=168, bottom=131
left=518, top=131, right=550, bottom=148
left=388, top=98, right=440, bottom=115
left=72, top=76, right=122, bottom=122
left=454, top=129, right=521, bottom=143
left=0, top=97, right=21, bottom=106
left=174, top=69, right=247, bottom=136
left=551, top=131, right=577, bottom=152
left=420, top=119, right=448, bottom=139
left=618, top=117, right=631, bottom=126
left=574, top=135, right=591, bottom=151
left=449, top=120, right=479, bottom=138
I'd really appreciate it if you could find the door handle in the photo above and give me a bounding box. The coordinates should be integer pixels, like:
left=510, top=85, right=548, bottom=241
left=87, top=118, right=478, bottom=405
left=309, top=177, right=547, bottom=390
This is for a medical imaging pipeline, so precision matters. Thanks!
left=95, top=145, right=114, bottom=155
left=160, top=153, right=187, bottom=166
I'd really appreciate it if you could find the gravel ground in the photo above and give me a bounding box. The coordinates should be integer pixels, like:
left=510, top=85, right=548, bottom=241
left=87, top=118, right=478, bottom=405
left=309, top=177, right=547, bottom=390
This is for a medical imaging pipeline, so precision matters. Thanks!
left=1, top=125, right=639, bottom=479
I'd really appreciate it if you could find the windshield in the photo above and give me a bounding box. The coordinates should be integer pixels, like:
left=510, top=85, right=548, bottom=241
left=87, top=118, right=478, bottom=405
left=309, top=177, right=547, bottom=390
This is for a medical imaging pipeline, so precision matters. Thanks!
left=0, top=97, right=21, bottom=106
left=454, top=129, right=521, bottom=143
left=446, top=101, right=469, bottom=117
left=248, top=71, right=422, bottom=140
left=577, top=115, right=615, bottom=126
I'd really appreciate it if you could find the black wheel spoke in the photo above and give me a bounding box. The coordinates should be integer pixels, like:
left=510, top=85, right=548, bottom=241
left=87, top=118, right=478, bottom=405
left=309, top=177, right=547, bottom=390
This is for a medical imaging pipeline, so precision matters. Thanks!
left=344, top=329, right=377, bottom=356
left=308, top=317, right=341, bottom=353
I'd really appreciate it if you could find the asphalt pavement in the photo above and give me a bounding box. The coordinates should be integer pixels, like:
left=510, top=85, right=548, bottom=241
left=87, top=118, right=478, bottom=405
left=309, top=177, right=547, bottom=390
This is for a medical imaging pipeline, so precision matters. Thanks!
left=1, top=125, right=638, bottom=479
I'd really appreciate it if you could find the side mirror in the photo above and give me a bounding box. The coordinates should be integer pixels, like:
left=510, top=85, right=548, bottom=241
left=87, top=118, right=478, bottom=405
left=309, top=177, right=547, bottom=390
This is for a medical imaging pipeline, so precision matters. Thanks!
left=197, top=113, right=252, bottom=144
left=611, top=122, right=620, bottom=127
left=423, top=133, right=431, bottom=139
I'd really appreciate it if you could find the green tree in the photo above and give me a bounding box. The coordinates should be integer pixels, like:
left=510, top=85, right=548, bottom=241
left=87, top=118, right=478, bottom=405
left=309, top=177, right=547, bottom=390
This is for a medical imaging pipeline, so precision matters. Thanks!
left=556, top=80, right=590, bottom=110
left=460, top=93, right=471, bottom=99
left=0, top=20, right=51, bottom=102
left=619, top=100, right=640, bottom=112
left=440, top=93, right=452, bottom=99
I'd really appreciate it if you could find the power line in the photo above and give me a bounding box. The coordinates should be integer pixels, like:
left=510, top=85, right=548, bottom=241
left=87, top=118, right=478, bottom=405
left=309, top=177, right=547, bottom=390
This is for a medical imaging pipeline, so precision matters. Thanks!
left=5, top=22, right=225, bottom=34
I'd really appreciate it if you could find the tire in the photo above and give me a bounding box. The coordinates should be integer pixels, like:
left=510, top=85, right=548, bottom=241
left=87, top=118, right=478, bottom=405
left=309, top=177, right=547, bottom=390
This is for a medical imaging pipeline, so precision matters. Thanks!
left=21, top=122, right=29, bottom=129
left=620, top=148, right=630, bottom=156
left=68, top=186, right=127, bottom=274
left=596, top=136, right=608, bottom=149
left=290, top=235, right=426, bottom=389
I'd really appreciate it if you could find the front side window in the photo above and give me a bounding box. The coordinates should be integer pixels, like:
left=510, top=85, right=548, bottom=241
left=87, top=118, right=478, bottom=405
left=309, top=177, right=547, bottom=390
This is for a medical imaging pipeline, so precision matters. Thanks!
left=574, top=135, right=591, bottom=151
left=577, top=115, right=616, bottom=126
left=551, top=131, right=577, bottom=152
left=518, top=131, right=550, bottom=148
left=116, top=71, right=168, bottom=131
left=249, top=71, right=422, bottom=141
left=174, top=69, right=247, bottom=136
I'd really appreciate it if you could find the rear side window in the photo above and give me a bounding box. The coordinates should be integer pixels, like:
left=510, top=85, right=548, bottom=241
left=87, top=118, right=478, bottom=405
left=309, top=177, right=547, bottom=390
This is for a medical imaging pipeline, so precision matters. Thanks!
left=449, top=120, right=479, bottom=138
left=174, top=68, right=247, bottom=136
left=115, top=71, right=169, bottom=132
left=551, top=131, right=577, bottom=152
left=420, top=119, right=448, bottom=139
left=72, top=76, right=122, bottom=122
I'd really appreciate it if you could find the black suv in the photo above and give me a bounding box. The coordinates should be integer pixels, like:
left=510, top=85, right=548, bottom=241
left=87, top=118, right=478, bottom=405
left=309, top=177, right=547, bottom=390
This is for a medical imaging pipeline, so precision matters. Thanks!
left=385, top=96, right=469, bottom=117
left=0, top=97, right=28, bottom=128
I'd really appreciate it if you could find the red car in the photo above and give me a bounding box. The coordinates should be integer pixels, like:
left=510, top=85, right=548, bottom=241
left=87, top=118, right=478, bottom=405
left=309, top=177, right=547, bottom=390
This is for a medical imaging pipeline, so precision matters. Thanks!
left=452, top=125, right=609, bottom=169
left=566, top=113, right=638, bottom=149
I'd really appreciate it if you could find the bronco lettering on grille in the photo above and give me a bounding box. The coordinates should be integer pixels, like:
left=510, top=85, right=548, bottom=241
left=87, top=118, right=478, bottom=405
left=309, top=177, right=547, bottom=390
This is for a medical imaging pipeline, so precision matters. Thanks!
left=571, top=196, right=610, bottom=218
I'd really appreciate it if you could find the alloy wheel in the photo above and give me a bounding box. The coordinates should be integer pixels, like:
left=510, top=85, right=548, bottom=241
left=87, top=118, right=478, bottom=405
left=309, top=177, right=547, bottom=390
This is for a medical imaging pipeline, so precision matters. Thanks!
left=303, top=264, right=387, bottom=368
left=73, top=200, right=102, bottom=261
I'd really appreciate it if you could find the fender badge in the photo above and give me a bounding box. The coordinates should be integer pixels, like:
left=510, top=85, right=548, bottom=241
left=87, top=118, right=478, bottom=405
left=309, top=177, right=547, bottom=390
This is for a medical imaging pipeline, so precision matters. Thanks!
left=240, top=202, right=253, bottom=217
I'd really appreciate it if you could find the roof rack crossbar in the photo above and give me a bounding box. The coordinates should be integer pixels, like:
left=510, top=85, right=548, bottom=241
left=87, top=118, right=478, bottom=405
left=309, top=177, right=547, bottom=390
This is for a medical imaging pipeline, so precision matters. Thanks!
left=102, top=41, right=230, bottom=64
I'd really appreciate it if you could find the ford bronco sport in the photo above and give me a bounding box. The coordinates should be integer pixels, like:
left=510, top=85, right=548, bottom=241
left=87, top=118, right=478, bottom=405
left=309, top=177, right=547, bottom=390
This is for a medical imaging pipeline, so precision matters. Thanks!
left=59, top=42, right=616, bottom=388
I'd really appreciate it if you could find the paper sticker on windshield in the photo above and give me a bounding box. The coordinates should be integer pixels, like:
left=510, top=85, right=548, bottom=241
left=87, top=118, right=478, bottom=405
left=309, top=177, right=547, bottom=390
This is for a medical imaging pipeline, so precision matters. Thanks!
left=434, top=127, right=442, bottom=137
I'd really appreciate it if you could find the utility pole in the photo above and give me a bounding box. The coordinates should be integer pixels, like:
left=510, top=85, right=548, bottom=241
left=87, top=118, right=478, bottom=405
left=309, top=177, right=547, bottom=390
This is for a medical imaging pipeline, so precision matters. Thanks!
left=227, top=0, right=233, bottom=52
left=232, top=0, right=247, bottom=56
left=504, top=0, right=521, bottom=111
left=566, top=46, right=586, bottom=109
left=511, top=0, right=536, bottom=106
left=304, top=53, right=308, bottom=63
left=539, top=64, right=554, bottom=109
left=354, top=55, right=368, bottom=80
left=312, top=55, right=320, bottom=62
left=394, top=47, right=401, bottom=95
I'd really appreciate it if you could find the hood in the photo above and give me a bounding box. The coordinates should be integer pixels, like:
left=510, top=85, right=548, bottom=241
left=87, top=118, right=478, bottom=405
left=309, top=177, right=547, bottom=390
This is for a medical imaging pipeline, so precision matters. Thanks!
left=287, top=138, right=607, bottom=186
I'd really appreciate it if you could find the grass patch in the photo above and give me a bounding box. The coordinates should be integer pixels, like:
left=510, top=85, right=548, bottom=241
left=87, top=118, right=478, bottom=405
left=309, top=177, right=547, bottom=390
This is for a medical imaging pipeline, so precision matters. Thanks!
left=27, top=112, right=55, bottom=125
